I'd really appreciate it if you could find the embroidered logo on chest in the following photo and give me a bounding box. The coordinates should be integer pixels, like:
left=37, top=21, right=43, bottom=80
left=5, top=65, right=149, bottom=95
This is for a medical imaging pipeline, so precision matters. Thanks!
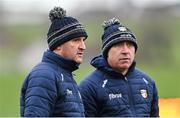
left=109, top=93, right=122, bottom=100
left=66, top=89, right=73, bottom=95
left=140, top=89, right=148, bottom=98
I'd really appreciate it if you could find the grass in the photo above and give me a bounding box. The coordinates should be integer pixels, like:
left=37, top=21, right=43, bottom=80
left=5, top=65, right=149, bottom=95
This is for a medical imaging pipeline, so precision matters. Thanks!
left=0, top=71, right=24, bottom=117
left=74, top=64, right=95, bottom=83
left=138, top=64, right=180, bottom=98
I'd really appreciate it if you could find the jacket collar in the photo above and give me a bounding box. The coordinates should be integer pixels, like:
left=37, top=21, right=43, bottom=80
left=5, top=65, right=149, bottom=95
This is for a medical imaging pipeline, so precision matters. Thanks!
left=42, top=50, right=79, bottom=72
left=91, top=54, right=136, bottom=77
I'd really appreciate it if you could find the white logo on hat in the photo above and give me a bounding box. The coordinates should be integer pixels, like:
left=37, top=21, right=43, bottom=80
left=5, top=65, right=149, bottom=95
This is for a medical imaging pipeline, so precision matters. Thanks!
left=118, top=27, right=127, bottom=32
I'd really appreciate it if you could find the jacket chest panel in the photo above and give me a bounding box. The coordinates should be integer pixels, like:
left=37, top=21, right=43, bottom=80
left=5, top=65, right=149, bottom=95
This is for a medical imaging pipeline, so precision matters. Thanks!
left=98, top=78, right=153, bottom=113
left=56, top=73, right=82, bottom=103
left=58, top=82, right=82, bottom=102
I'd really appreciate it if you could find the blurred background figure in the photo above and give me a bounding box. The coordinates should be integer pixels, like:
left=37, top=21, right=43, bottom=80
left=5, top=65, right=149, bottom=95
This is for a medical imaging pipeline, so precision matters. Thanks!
left=0, top=0, right=180, bottom=116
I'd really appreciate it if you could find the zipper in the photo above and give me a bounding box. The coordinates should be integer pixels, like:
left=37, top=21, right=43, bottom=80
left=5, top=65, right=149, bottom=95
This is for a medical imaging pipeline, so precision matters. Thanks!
left=124, top=76, right=136, bottom=116
left=71, top=73, right=84, bottom=116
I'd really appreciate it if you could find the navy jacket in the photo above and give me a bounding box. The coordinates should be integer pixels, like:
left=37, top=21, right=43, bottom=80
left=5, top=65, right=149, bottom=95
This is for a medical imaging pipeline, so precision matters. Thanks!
left=20, top=50, right=85, bottom=117
left=79, top=55, right=159, bottom=117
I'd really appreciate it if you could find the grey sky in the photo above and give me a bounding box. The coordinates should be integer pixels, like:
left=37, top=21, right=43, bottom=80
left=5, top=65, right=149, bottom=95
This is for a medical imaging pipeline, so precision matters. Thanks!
left=2, top=0, right=180, bottom=13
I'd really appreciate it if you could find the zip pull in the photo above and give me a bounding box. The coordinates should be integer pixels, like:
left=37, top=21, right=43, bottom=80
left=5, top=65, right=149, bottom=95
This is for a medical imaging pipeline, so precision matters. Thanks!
left=125, top=77, right=128, bottom=81
left=61, top=73, right=64, bottom=81
left=102, top=79, right=108, bottom=88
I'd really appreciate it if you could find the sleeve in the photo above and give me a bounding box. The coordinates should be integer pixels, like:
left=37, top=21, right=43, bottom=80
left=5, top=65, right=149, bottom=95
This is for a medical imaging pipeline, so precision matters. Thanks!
left=79, top=79, right=99, bottom=117
left=23, top=70, right=57, bottom=117
left=150, top=82, right=159, bottom=117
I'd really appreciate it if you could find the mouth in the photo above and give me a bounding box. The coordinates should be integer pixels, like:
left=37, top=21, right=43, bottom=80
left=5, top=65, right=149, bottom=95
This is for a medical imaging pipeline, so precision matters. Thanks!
left=119, top=58, right=130, bottom=61
left=77, top=52, right=84, bottom=57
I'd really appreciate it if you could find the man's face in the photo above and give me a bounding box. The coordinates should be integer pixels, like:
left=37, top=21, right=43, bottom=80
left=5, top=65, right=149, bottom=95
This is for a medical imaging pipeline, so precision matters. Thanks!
left=107, top=41, right=135, bottom=74
left=56, top=37, right=86, bottom=64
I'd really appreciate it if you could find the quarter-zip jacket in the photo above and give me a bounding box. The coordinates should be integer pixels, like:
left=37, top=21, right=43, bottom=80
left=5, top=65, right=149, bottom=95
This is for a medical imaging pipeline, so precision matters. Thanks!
left=20, top=50, right=85, bottom=117
left=79, top=55, right=159, bottom=117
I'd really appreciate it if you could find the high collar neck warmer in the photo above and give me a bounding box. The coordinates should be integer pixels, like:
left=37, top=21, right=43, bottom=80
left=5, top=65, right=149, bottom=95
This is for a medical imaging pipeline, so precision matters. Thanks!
left=42, top=50, right=79, bottom=72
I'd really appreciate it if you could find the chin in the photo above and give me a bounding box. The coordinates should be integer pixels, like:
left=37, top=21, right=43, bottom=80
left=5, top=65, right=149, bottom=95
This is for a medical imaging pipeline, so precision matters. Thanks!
left=75, top=59, right=83, bottom=64
left=120, top=65, right=130, bottom=69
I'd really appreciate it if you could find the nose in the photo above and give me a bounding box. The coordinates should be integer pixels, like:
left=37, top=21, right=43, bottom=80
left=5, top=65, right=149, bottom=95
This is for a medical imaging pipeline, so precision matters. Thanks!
left=121, top=43, right=129, bottom=53
left=79, top=39, right=86, bottom=50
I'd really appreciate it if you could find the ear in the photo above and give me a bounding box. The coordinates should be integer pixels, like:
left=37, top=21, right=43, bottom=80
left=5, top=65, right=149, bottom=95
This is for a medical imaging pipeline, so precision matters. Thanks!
left=53, top=45, right=62, bottom=53
left=53, top=45, right=62, bottom=55
left=56, top=45, right=62, bottom=50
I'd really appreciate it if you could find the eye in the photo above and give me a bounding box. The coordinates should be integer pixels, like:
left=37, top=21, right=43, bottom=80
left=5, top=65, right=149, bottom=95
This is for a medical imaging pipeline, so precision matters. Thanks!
left=72, top=38, right=79, bottom=41
left=72, top=37, right=85, bottom=42
left=83, top=38, right=86, bottom=41
left=126, top=42, right=134, bottom=47
left=114, top=42, right=123, bottom=47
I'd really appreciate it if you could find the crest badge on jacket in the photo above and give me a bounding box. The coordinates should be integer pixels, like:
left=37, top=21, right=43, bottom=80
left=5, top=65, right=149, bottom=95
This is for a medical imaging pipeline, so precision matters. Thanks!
left=140, top=89, right=148, bottom=98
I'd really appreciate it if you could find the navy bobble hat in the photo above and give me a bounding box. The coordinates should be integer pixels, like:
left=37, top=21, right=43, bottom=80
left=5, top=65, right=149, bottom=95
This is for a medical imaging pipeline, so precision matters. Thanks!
left=47, top=7, right=88, bottom=50
left=102, top=18, right=138, bottom=59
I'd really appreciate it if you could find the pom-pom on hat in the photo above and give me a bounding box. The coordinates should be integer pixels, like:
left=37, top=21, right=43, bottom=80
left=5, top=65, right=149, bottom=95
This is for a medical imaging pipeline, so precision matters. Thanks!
left=47, top=7, right=88, bottom=50
left=101, top=18, right=138, bottom=59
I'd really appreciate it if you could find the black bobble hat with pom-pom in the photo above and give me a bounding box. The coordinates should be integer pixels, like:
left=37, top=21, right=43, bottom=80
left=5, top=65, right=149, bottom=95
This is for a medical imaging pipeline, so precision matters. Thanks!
left=101, top=18, right=138, bottom=59
left=47, top=7, right=88, bottom=50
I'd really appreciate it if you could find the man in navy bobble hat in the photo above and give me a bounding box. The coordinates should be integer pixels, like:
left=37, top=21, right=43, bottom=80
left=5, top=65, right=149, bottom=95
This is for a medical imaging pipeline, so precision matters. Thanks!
left=101, top=18, right=137, bottom=59
left=20, top=6, right=88, bottom=117
left=79, top=18, right=159, bottom=117
left=47, top=7, right=87, bottom=51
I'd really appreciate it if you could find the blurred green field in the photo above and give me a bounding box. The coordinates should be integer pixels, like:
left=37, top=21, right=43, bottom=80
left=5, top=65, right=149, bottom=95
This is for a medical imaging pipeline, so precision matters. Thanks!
left=0, top=72, right=24, bottom=116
